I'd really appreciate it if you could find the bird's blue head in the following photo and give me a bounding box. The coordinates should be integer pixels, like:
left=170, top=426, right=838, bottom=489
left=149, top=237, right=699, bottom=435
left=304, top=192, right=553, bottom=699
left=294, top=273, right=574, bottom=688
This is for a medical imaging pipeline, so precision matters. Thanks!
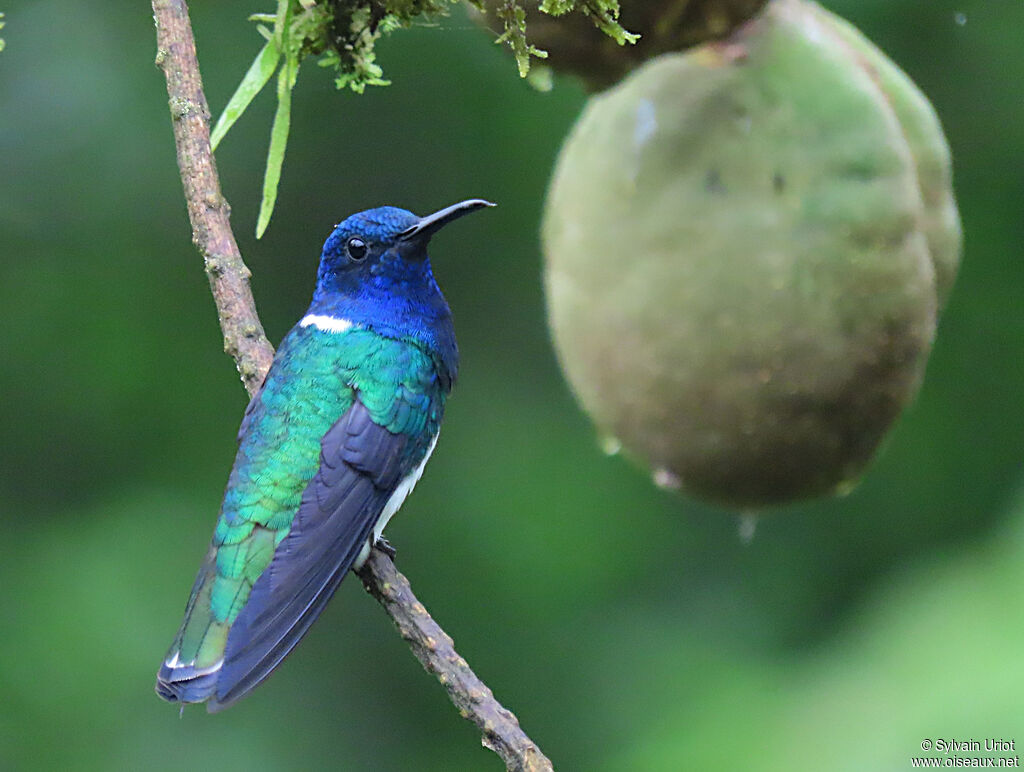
left=307, top=199, right=493, bottom=370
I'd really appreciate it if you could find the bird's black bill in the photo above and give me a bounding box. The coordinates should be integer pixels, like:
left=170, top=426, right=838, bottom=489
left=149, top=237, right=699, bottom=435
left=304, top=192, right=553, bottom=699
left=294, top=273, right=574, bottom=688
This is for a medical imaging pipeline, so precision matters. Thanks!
left=399, top=199, right=495, bottom=242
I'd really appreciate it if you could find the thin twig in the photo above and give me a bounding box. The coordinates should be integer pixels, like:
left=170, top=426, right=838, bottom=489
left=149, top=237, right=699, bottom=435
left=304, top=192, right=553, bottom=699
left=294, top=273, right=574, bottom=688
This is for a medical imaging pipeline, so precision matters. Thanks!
left=151, top=2, right=553, bottom=769
left=358, top=550, right=554, bottom=771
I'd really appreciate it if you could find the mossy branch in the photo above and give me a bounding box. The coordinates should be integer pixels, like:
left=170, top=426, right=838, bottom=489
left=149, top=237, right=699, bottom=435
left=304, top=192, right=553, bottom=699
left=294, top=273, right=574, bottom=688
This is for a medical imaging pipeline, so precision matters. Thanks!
left=473, top=0, right=768, bottom=89
left=151, top=2, right=553, bottom=769
left=206, top=0, right=636, bottom=237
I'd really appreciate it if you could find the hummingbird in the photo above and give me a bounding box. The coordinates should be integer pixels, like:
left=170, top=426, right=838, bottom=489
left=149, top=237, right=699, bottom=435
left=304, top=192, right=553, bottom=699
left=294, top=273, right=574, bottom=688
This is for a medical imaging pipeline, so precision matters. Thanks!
left=156, top=199, right=493, bottom=711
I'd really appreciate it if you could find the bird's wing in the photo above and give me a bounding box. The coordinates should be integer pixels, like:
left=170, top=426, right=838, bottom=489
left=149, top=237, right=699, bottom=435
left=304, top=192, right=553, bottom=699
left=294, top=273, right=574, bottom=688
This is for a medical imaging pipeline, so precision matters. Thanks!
left=208, top=398, right=411, bottom=710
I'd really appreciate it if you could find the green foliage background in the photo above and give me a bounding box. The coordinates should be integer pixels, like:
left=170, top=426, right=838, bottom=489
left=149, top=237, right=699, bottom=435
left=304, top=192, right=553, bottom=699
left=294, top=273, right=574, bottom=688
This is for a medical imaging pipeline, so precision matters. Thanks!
left=1, top=1, right=1021, bottom=769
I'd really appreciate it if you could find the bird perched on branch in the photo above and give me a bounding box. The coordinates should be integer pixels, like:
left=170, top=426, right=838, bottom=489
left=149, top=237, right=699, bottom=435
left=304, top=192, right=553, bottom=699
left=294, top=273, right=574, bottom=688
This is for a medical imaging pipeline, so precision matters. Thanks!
left=156, top=199, right=494, bottom=711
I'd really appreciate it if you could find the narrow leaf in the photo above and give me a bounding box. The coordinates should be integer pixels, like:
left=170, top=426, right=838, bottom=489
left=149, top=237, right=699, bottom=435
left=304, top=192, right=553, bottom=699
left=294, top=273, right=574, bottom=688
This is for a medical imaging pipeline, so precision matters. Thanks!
left=210, top=40, right=281, bottom=152
left=273, top=0, right=290, bottom=51
left=255, top=57, right=297, bottom=239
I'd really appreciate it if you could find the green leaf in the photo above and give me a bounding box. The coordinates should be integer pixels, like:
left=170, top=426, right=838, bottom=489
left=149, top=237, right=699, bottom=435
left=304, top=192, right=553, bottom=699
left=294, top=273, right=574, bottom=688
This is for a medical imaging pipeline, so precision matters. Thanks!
left=255, top=54, right=298, bottom=240
left=209, top=40, right=281, bottom=152
left=273, top=0, right=290, bottom=51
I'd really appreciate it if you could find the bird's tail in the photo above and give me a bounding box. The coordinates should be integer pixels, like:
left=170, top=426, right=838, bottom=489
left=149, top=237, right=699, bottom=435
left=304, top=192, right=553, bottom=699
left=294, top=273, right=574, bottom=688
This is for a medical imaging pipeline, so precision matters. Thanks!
left=155, top=547, right=226, bottom=706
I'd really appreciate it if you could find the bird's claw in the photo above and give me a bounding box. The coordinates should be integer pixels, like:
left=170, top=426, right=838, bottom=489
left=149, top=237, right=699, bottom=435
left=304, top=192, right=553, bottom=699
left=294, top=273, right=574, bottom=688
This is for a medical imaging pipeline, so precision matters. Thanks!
left=375, top=536, right=397, bottom=560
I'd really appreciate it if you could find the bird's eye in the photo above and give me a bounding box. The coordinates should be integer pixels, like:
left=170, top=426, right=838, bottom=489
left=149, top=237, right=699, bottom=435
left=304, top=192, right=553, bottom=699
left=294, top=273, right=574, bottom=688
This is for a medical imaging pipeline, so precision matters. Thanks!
left=346, top=237, right=368, bottom=261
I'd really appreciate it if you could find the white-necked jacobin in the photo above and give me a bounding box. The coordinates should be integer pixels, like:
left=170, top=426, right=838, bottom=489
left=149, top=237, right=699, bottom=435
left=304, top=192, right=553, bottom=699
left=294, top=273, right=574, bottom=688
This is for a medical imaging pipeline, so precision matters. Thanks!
left=156, top=199, right=494, bottom=711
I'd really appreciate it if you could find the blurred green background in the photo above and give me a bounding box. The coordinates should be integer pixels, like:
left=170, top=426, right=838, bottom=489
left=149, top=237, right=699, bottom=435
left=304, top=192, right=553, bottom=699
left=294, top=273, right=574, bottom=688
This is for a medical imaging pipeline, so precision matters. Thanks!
left=1, top=1, right=1021, bottom=769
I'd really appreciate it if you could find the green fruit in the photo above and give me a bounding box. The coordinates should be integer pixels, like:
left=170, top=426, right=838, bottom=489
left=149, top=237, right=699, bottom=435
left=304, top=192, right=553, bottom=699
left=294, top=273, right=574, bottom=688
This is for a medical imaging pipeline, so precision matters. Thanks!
left=542, top=0, right=961, bottom=507
left=805, top=3, right=961, bottom=306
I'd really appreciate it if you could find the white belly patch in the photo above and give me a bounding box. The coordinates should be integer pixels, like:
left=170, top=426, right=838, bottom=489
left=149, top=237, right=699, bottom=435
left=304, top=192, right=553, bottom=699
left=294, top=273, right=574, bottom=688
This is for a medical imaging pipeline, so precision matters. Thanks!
left=353, top=433, right=439, bottom=570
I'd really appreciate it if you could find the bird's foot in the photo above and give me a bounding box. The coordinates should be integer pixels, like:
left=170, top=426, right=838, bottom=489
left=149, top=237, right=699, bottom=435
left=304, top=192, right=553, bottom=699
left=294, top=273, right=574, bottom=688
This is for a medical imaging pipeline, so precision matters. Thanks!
left=375, top=536, right=397, bottom=560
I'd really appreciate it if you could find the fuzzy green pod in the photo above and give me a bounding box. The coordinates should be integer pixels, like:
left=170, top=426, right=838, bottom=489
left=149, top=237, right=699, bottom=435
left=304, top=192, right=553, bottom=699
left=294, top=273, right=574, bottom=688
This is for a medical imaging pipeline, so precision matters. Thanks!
left=806, top=2, right=961, bottom=305
left=542, top=0, right=960, bottom=507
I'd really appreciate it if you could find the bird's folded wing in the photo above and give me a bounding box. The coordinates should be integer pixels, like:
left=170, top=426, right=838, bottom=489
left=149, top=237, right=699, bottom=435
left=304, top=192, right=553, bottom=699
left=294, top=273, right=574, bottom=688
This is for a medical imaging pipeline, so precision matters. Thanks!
left=210, top=399, right=409, bottom=710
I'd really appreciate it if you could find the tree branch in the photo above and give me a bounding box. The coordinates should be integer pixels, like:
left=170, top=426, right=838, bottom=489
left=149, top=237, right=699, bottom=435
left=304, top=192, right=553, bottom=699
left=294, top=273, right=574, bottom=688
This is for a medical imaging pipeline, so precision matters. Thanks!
left=357, top=550, right=553, bottom=771
left=151, top=2, right=553, bottom=769
left=153, top=0, right=274, bottom=396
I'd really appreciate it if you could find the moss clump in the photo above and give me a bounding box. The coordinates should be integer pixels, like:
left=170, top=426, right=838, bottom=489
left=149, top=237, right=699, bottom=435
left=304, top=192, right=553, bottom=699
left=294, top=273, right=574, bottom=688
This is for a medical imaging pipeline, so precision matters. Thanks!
left=472, top=0, right=768, bottom=89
